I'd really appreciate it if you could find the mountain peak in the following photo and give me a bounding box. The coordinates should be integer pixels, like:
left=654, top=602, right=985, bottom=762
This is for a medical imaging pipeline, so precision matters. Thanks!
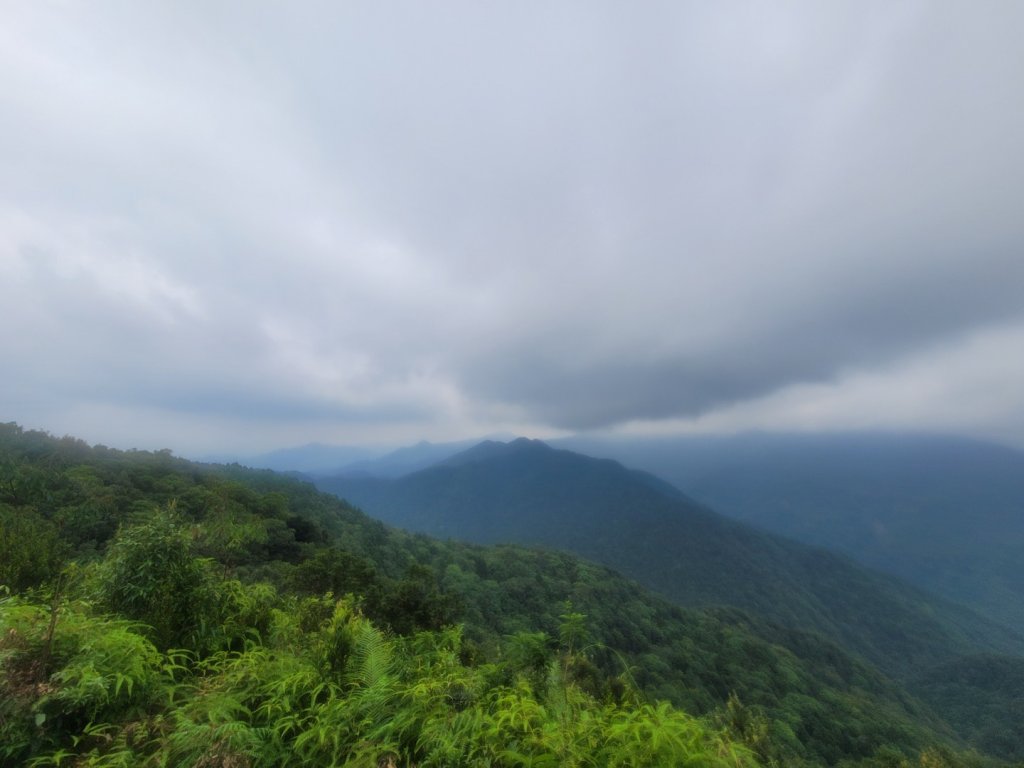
left=437, top=437, right=552, bottom=467
left=508, top=436, right=552, bottom=451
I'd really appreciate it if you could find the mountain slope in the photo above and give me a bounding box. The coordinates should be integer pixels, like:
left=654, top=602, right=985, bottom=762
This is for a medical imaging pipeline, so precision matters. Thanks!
left=207, top=441, right=381, bottom=473
left=315, top=438, right=1024, bottom=681
left=556, top=432, right=1024, bottom=633
left=0, top=423, right=970, bottom=765
left=333, top=438, right=486, bottom=478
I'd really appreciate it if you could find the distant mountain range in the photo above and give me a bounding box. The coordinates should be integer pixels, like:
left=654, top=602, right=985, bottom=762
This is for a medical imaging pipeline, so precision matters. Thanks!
left=314, top=437, right=1024, bottom=683
left=556, top=432, right=1024, bottom=634
left=203, top=442, right=381, bottom=473
left=207, top=434, right=516, bottom=475
left=334, top=438, right=487, bottom=477
left=312, top=430, right=1024, bottom=636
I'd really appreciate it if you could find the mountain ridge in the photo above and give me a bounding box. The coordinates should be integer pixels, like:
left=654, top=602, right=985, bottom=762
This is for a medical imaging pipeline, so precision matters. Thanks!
left=554, top=432, right=1024, bottom=633
left=315, top=438, right=1024, bottom=681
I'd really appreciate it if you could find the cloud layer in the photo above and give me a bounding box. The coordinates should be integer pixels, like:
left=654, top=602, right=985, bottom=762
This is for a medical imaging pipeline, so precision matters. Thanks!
left=3, top=2, right=1023, bottom=453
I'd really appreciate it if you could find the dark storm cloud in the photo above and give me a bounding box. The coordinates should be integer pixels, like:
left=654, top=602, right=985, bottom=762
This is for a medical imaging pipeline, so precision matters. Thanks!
left=2, top=1, right=1024, bottom=451
left=461, top=234, right=1024, bottom=429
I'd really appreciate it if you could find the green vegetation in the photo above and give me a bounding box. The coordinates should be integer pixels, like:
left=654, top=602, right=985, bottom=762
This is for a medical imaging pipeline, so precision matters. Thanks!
left=314, top=439, right=1024, bottom=680
left=0, top=424, right=1015, bottom=766
left=1, top=589, right=759, bottom=767
left=911, top=655, right=1024, bottom=762
left=558, top=433, right=1024, bottom=635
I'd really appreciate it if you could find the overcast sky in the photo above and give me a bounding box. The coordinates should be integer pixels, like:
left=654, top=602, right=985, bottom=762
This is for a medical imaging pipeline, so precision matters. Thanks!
left=3, top=1, right=1024, bottom=456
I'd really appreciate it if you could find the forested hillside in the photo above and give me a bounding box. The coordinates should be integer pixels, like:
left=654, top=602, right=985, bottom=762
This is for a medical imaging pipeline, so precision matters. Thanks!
left=315, top=439, right=1024, bottom=678
left=557, top=433, right=1024, bottom=634
left=316, top=438, right=1024, bottom=760
left=1, top=424, right=1011, bottom=765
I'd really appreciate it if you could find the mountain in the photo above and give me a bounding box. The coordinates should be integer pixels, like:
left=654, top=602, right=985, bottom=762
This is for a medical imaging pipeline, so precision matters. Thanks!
left=207, top=441, right=382, bottom=473
left=0, top=423, right=981, bottom=765
left=208, top=434, right=517, bottom=477
left=315, top=438, right=1024, bottom=683
left=330, top=438, right=486, bottom=478
left=555, top=432, right=1024, bottom=634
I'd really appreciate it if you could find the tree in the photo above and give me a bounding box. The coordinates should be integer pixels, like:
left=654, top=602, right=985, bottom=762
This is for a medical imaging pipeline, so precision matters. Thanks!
left=94, top=506, right=217, bottom=650
left=0, top=504, right=64, bottom=591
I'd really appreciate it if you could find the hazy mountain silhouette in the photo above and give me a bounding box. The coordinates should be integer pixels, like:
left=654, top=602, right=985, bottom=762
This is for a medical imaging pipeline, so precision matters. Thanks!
left=316, top=438, right=1024, bottom=680
left=556, top=432, right=1024, bottom=633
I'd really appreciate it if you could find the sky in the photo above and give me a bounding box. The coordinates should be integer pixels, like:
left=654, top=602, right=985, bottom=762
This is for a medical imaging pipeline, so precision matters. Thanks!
left=2, top=1, right=1024, bottom=456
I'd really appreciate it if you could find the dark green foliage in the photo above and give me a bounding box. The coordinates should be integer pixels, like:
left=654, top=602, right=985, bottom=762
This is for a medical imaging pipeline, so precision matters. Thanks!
left=93, top=506, right=220, bottom=650
left=288, top=545, right=378, bottom=596
left=376, top=562, right=460, bottom=635
left=911, top=655, right=1024, bottom=761
left=0, top=504, right=65, bottom=591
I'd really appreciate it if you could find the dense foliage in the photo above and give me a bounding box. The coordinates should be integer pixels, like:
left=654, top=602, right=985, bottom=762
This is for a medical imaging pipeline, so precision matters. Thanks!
left=1, top=585, right=761, bottom=767
left=0, top=424, right=1015, bottom=766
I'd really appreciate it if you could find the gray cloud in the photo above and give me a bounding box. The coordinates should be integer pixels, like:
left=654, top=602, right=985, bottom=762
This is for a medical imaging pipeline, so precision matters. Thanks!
left=2, top=1, right=1024, bottom=452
